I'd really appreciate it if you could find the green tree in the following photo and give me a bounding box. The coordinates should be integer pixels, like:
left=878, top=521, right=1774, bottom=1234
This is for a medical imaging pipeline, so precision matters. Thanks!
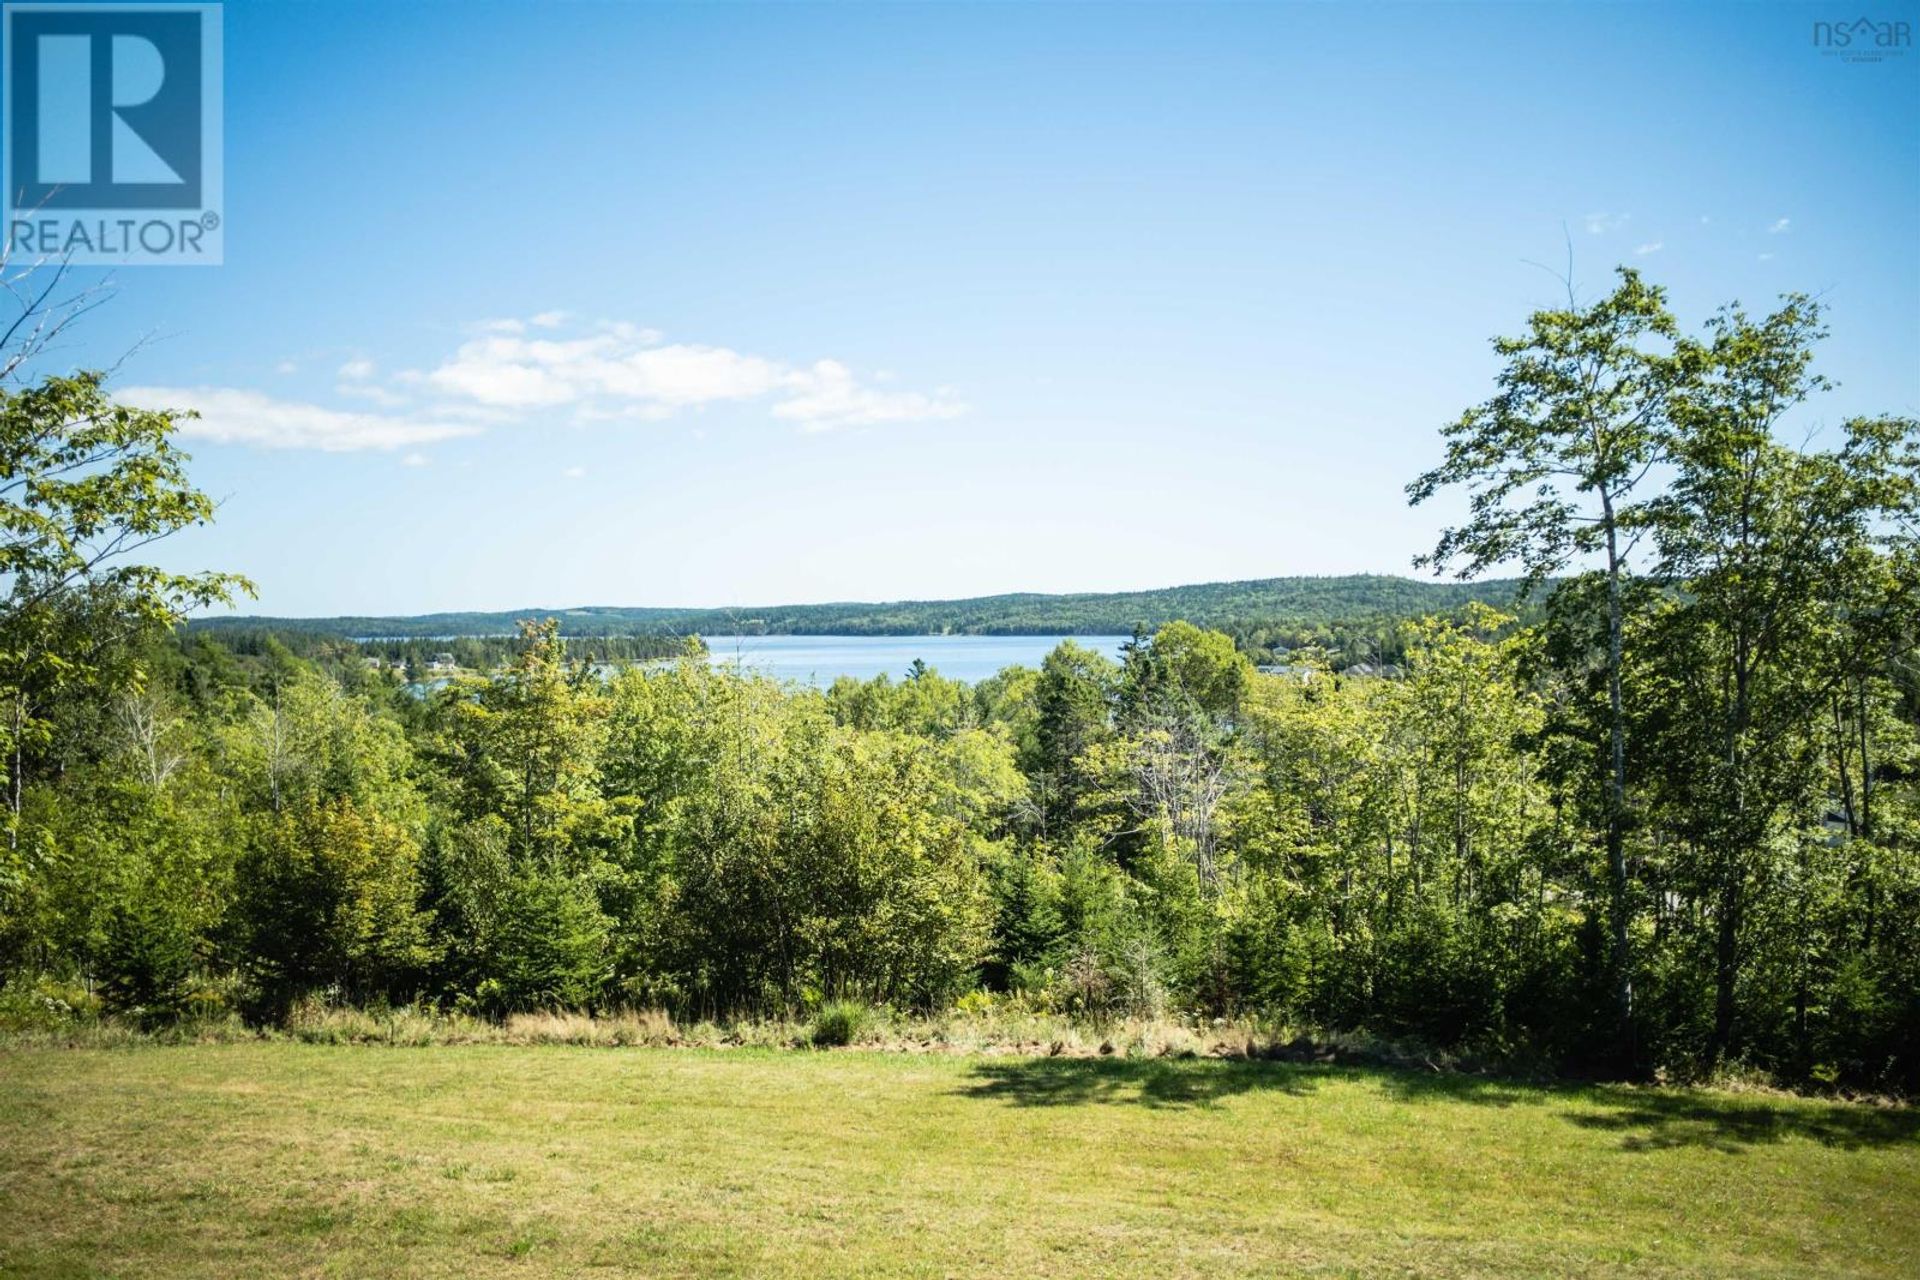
left=234, top=796, right=435, bottom=1015
left=1122, top=621, right=1252, bottom=723
left=1408, top=268, right=1692, bottom=1060
left=1643, top=295, right=1919, bottom=1064
left=1024, top=642, right=1117, bottom=836
left=434, top=619, right=629, bottom=868
left=662, top=693, right=991, bottom=1013
left=479, top=868, right=611, bottom=1013
left=0, top=374, right=249, bottom=845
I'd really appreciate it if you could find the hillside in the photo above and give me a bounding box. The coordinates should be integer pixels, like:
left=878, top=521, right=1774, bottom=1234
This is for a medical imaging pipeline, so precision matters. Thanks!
left=187, top=574, right=1526, bottom=640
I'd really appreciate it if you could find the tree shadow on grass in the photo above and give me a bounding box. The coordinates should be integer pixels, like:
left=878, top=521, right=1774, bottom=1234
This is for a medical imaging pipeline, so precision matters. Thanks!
left=1555, top=1091, right=1920, bottom=1154
left=956, top=1056, right=1332, bottom=1110
left=952, top=1056, right=1920, bottom=1154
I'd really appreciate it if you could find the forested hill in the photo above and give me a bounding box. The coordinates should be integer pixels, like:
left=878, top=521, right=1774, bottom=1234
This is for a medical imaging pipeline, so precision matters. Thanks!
left=188, top=574, right=1526, bottom=642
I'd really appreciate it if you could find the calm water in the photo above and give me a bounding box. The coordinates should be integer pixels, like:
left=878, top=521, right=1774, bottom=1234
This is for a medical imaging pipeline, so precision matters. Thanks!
left=699, top=634, right=1130, bottom=685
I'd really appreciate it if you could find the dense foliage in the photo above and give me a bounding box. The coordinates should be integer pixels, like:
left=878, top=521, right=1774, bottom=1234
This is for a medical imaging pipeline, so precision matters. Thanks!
left=204, top=628, right=697, bottom=679
left=4, top=273, right=1917, bottom=1096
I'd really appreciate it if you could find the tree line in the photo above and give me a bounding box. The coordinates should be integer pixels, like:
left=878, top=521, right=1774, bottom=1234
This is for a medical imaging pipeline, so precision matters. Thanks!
left=205, top=629, right=697, bottom=679
left=0, top=270, right=1914, bottom=1092
left=185, top=574, right=1528, bottom=654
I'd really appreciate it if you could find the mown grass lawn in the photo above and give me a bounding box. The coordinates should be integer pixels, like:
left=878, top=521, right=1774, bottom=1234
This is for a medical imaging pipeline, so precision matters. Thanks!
left=0, top=1045, right=1914, bottom=1278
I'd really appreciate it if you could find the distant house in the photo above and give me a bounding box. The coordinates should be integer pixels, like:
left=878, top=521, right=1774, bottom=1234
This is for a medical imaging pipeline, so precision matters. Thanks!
left=427, top=652, right=458, bottom=673
left=1257, top=664, right=1317, bottom=683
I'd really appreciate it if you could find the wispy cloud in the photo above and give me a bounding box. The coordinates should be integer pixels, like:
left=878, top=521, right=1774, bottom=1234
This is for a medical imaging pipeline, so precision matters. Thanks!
left=562, top=465, right=587, bottom=479
left=773, top=360, right=966, bottom=429
left=119, top=386, right=482, bottom=452
left=423, top=316, right=964, bottom=427
left=1634, top=241, right=1663, bottom=256
left=337, top=381, right=411, bottom=409
left=400, top=452, right=431, bottom=467
left=124, top=315, right=964, bottom=454
left=429, top=335, right=783, bottom=409
left=1768, top=217, right=1791, bottom=234
left=1583, top=211, right=1629, bottom=234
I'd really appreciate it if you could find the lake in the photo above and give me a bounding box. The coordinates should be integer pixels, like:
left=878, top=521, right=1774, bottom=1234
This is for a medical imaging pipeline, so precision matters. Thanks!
left=699, top=634, right=1130, bottom=685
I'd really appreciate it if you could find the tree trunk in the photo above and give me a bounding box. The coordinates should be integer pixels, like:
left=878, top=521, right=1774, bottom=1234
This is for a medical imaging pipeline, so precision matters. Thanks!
left=1710, top=622, right=1754, bottom=1067
left=9, top=687, right=26, bottom=852
left=1711, top=860, right=1740, bottom=1062
left=1601, top=496, right=1635, bottom=1066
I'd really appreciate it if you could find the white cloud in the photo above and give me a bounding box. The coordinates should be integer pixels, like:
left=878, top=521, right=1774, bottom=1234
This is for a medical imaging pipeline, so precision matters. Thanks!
left=274, top=360, right=298, bottom=375
left=772, top=360, right=966, bottom=428
left=120, top=386, right=483, bottom=453
left=601, top=321, right=664, bottom=345
left=1634, top=241, right=1663, bottom=256
left=427, top=334, right=786, bottom=408
left=562, top=465, right=587, bottom=479
left=606, top=343, right=787, bottom=405
left=425, top=336, right=592, bottom=407
left=572, top=402, right=675, bottom=424
left=423, top=317, right=958, bottom=428
left=337, top=381, right=411, bottom=408
left=1768, top=217, right=1791, bottom=234
left=426, top=400, right=527, bottom=426
left=1584, top=212, right=1629, bottom=234
left=400, top=452, right=430, bottom=467
left=134, top=316, right=963, bottom=453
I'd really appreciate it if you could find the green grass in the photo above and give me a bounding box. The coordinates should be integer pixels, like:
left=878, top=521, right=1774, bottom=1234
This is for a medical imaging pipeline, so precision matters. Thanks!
left=0, top=1045, right=1914, bottom=1278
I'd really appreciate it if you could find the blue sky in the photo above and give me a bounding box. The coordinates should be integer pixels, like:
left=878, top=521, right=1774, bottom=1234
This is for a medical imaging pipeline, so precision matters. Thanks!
left=51, top=0, right=1920, bottom=617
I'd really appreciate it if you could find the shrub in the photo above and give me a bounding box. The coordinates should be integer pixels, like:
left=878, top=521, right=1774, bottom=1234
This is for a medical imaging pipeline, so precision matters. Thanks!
left=478, top=871, right=611, bottom=1014
left=234, top=797, right=434, bottom=1019
left=810, top=999, right=872, bottom=1047
left=0, top=975, right=102, bottom=1031
left=98, top=894, right=197, bottom=1021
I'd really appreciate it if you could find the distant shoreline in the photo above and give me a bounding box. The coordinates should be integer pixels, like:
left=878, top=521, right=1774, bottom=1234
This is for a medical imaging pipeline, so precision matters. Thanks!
left=183, top=573, right=1525, bottom=641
